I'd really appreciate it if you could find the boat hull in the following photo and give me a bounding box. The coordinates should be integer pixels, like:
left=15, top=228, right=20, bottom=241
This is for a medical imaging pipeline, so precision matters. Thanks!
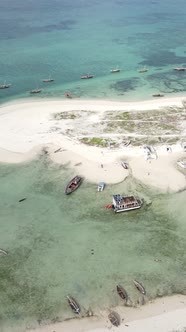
left=65, top=176, right=82, bottom=195
left=114, top=205, right=142, bottom=213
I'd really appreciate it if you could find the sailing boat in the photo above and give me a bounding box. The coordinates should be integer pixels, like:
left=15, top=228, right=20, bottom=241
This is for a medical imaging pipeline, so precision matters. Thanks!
left=110, top=66, right=121, bottom=73
left=0, top=80, right=11, bottom=89
left=42, top=74, right=54, bottom=82
left=138, top=66, right=148, bottom=73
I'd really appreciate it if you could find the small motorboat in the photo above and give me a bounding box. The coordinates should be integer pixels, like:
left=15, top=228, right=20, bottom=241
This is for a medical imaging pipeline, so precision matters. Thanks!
left=152, top=94, right=164, bottom=97
left=98, top=182, right=105, bottom=192
left=105, top=204, right=112, bottom=209
left=108, top=311, right=120, bottom=327
left=65, top=175, right=82, bottom=195
left=133, top=279, right=146, bottom=295
left=81, top=75, right=94, bottom=79
left=19, top=198, right=27, bottom=202
left=110, top=68, right=120, bottom=73
left=67, top=296, right=80, bottom=314
left=30, top=89, right=42, bottom=94
left=121, top=161, right=129, bottom=169
left=116, top=285, right=128, bottom=300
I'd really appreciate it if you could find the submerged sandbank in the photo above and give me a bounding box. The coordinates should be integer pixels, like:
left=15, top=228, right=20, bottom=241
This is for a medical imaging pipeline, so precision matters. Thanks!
left=0, top=97, right=186, bottom=191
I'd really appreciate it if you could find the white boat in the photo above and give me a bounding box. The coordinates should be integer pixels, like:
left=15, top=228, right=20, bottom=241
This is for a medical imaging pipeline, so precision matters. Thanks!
left=177, top=160, right=186, bottom=169
left=98, top=182, right=105, bottom=191
left=112, top=194, right=143, bottom=213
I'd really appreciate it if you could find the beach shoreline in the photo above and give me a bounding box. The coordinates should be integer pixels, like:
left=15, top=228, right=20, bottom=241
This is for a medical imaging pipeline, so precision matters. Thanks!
left=25, top=294, right=186, bottom=332
left=0, top=96, right=186, bottom=191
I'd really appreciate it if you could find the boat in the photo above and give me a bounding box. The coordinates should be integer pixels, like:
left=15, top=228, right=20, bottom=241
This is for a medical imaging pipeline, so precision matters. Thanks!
left=133, top=279, right=146, bottom=295
left=177, top=160, right=186, bottom=169
left=67, top=296, right=80, bottom=314
left=30, top=89, right=42, bottom=94
left=81, top=75, right=94, bottom=79
left=19, top=198, right=27, bottom=202
left=0, top=81, right=11, bottom=89
left=121, top=161, right=129, bottom=169
left=138, top=66, right=148, bottom=73
left=152, top=94, right=164, bottom=97
left=110, top=68, right=121, bottom=73
left=112, top=194, right=143, bottom=213
left=42, top=77, right=54, bottom=82
left=108, top=311, right=120, bottom=327
left=174, top=67, right=186, bottom=71
left=65, top=175, right=82, bottom=195
left=98, top=182, right=105, bottom=192
left=0, top=248, right=8, bottom=256
left=116, top=285, right=128, bottom=300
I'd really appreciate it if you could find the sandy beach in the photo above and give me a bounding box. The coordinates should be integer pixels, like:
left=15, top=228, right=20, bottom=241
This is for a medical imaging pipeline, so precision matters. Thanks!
left=26, top=295, right=186, bottom=332
left=0, top=97, right=186, bottom=191
left=1, top=97, right=186, bottom=332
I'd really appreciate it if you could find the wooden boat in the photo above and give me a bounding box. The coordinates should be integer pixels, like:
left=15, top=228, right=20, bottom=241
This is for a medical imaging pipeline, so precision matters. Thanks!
left=42, top=78, right=54, bottom=82
left=174, top=67, right=185, bottom=71
left=152, top=94, right=164, bottom=97
left=0, top=248, right=8, bottom=256
left=108, top=311, right=120, bottom=327
left=121, top=161, right=129, bottom=169
left=65, top=175, right=82, bottom=195
left=67, top=296, right=80, bottom=314
left=116, top=285, right=128, bottom=300
left=133, top=279, right=146, bottom=295
left=110, top=68, right=120, bottom=73
left=0, top=81, right=11, bottom=89
left=138, top=66, right=148, bottom=73
left=81, top=75, right=94, bottom=79
left=30, top=89, right=42, bottom=94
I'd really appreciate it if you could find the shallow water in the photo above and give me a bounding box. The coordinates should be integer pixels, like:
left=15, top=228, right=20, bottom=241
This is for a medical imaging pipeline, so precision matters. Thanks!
left=0, top=0, right=186, bottom=104
left=0, top=157, right=186, bottom=330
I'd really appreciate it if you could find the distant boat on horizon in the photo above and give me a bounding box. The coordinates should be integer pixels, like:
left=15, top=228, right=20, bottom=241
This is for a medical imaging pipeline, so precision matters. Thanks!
left=0, top=80, right=11, bottom=89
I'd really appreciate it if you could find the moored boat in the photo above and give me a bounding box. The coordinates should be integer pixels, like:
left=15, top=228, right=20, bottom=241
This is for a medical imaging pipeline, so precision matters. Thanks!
left=112, top=194, right=143, bottom=213
left=108, top=311, right=120, bottom=327
left=177, top=160, right=186, bottom=169
left=98, top=182, right=105, bottom=192
left=133, top=279, right=146, bottom=295
left=121, top=161, right=129, bottom=169
left=152, top=93, right=164, bottom=97
left=0, top=81, right=11, bottom=89
left=30, top=89, right=42, bottom=94
left=110, top=68, right=120, bottom=73
left=67, top=296, right=80, bottom=314
left=0, top=248, right=8, bottom=256
left=65, top=175, right=82, bottom=195
left=117, top=285, right=128, bottom=300
left=42, top=78, right=54, bottom=82
left=81, top=75, right=94, bottom=79
left=174, top=67, right=185, bottom=71
left=138, top=66, right=148, bottom=73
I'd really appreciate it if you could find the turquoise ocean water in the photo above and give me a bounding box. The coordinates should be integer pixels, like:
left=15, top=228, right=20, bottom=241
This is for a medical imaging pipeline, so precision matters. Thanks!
left=0, top=0, right=186, bottom=104
left=1, top=1, right=186, bottom=330
left=0, top=157, right=186, bottom=331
